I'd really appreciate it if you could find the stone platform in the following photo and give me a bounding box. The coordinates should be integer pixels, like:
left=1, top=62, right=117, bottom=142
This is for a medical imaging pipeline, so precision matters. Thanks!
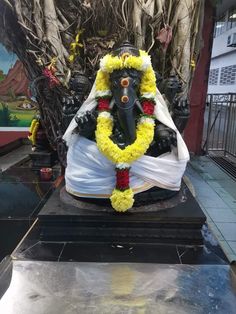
left=0, top=260, right=236, bottom=314
left=38, top=183, right=206, bottom=245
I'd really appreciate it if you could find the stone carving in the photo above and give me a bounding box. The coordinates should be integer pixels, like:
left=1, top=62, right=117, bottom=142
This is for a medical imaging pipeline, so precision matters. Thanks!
left=63, top=42, right=190, bottom=212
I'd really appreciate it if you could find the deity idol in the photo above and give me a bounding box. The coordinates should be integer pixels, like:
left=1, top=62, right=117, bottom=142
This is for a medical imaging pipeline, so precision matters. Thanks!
left=63, top=42, right=189, bottom=212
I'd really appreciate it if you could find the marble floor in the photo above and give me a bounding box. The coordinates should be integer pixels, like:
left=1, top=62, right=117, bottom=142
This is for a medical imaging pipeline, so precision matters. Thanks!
left=186, top=156, right=236, bottom=262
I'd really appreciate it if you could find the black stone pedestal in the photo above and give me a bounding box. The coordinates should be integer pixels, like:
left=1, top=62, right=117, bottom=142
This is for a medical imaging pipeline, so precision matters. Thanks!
left=38, top=184, right=206, bottom=245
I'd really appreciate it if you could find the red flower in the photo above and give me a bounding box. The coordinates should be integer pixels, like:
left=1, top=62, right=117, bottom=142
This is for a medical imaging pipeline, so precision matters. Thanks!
left=142, top=100, right=155, bottom=115
left=42, top=68, right=60, bottom=88
left=97, top=98, right=110, bottom=111
left=116, top=168, right=130, bottom=190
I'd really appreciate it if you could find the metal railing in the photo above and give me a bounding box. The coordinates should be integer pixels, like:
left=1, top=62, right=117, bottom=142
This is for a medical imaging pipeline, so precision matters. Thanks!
left=203, top=93, right=236, bottom=157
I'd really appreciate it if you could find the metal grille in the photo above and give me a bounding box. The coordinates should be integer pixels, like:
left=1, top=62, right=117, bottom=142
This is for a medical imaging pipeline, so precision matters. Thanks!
left=208, top=68, right=219, bottom=85
left=209, top=156, right=236, bottom=180
left=220, top=65, right=236, bottom=85
left=203, top=93, right=236, bottom=158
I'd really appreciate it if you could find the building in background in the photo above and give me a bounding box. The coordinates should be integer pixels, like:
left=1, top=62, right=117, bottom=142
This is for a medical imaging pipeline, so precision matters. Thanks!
left=208, top=0, right=236, bottom=94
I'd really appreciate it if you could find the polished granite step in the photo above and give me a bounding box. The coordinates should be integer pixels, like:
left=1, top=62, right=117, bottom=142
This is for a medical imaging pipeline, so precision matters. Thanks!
left=0, top=260, right=235, bottom=314
left=38, top=183, right=206, bottom=245
left=0, top=156, right=60, bottom=261
left=11, top=219, right=228, bottom=264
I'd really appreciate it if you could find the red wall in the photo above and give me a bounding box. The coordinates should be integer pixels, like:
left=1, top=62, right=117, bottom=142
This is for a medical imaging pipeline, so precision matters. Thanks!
left=0, top=131, right=28, bottom=147
left=184, top=0, right=215, bottom=155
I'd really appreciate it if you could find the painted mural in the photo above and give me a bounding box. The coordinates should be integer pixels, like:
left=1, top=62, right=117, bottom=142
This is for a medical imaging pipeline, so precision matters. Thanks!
left=0, top=44, right=37, bottom=128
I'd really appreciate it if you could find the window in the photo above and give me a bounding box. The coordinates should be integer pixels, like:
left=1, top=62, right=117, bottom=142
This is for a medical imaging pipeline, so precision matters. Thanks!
left=220, top=65, right=236, bottom=85
left=227, top=8, right=236, bottom=30
left=209, top=68, right=219, bottom=85
left=214, top=14, right=226, bottom=37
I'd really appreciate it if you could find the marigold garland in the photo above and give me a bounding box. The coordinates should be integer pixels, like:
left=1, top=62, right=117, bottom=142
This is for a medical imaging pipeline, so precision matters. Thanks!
left=95, top=114, right=155, bottom=164
left=95, top=111, right=155, bottom=212
left=95, top=50, right=157, bottom=99
left=28, top=118, right=39, bottom=147
left=110, top=188, right=134, bottom=213
left=94, top=49, right=157, bottom=212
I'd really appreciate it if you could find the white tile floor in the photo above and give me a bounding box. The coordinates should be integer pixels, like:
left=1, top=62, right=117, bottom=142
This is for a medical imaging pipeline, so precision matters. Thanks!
left=186, top=156, right=236, bottom=263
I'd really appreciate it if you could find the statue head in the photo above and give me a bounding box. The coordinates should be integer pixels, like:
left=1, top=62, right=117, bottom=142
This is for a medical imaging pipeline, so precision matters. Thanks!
left=111, top=40, right=140, bottom=57
left=95, top=41, right=156, bottom=145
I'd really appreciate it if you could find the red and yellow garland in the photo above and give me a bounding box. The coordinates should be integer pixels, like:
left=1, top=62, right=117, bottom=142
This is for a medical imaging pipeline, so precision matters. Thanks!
left=95, top=98, right=155, bottom=212
left=94, top=50, right=157, bottom=212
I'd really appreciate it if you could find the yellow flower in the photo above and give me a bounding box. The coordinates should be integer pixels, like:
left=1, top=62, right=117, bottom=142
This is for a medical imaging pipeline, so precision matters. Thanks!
left=28, top=119, right=39, bottom=146
left=110, top=188, right=134, bottom=212
left=95, top=50, right=156, bottom=98
left=95, top=115, right=155, bottom=164
left=100, top=54, right=122, bottom=73
left=95, top=70, right=111, bottom=92
left=191, top=59, right=196, bottom=69
left=140, top=66, right=156, bottom=95
left=68, top=55, right=75, bottom=63
left=68, top=30, right=84, bottom=64
left=100, top=50, right=151, bottom=73
left=95, top=48, right=157, bottom=212
left=95, top=113, right=155, bottom=212
left=124, top=56, right=143, bottom=70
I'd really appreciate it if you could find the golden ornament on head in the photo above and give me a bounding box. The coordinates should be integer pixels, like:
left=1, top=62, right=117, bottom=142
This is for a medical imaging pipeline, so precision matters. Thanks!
left=121, top=52, right=130, bottom=61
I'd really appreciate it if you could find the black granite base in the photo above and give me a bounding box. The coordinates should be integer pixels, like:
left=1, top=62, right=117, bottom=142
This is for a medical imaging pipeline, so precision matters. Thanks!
left=12, top=220, right=228, bottom=264
left=0, top=157, right=59, bottom=262
left=38, top=183, right=206, bottom=245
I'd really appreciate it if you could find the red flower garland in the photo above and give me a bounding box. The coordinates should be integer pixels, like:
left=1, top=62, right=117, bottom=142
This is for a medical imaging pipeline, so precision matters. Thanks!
left=97, top=96, right=156, bottom=208
left=141, top=100, right=155, bottom=115
left=116, top=168, right=130, bottom=190
left=97, top=98, right=110, bottom=111
left=42, top=68, right=60, bottom=88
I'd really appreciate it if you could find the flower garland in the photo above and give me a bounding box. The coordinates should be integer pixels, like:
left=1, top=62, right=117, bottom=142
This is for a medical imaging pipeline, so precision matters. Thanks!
left=94, top=50, right=157, bottom=212
left=42, top=57, right=60, bottom=88
left=96, top=112, right=155, bottom=164
left=68, top=30, right=84, bottom=64
left=95, top=50, right=157, bottom=99
left=28, top=118, right=40, bottom=149
left=95, top=98, right=155, bottom=212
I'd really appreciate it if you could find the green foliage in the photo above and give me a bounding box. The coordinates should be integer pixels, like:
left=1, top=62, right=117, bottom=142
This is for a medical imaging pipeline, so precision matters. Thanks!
left=0, top=102, right=19, bottom=126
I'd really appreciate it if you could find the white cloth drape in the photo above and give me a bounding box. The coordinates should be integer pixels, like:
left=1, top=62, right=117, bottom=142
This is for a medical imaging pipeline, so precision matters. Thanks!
left=63, top=84, right=190, bottom=198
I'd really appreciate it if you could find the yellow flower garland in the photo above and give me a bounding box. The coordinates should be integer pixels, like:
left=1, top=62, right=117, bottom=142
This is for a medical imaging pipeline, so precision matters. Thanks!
left=96, top=50, right=157, bottom=98
left=95, top=114, right=155, bottom=164
left=110, top=188, right=134, bottom=213
left=28, top=118, right=39, bottom=146
left=95, top=113, right=155, bottom=212
left=94, top=49, right=157, bottom=212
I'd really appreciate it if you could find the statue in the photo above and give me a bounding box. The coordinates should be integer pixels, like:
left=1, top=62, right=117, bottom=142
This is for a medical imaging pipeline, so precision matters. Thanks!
left=63, top=42, right=189, bottom=212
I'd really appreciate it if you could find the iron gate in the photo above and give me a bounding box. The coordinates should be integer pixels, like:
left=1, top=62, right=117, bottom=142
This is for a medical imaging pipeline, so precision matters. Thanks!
left=203, top=93, right=236, bottom=157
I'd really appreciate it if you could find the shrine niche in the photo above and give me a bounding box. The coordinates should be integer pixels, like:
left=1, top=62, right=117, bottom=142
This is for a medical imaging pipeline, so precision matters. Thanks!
left=0, top=0, right=205, bottom=212
left=63, top=41, right=189, bottom=212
